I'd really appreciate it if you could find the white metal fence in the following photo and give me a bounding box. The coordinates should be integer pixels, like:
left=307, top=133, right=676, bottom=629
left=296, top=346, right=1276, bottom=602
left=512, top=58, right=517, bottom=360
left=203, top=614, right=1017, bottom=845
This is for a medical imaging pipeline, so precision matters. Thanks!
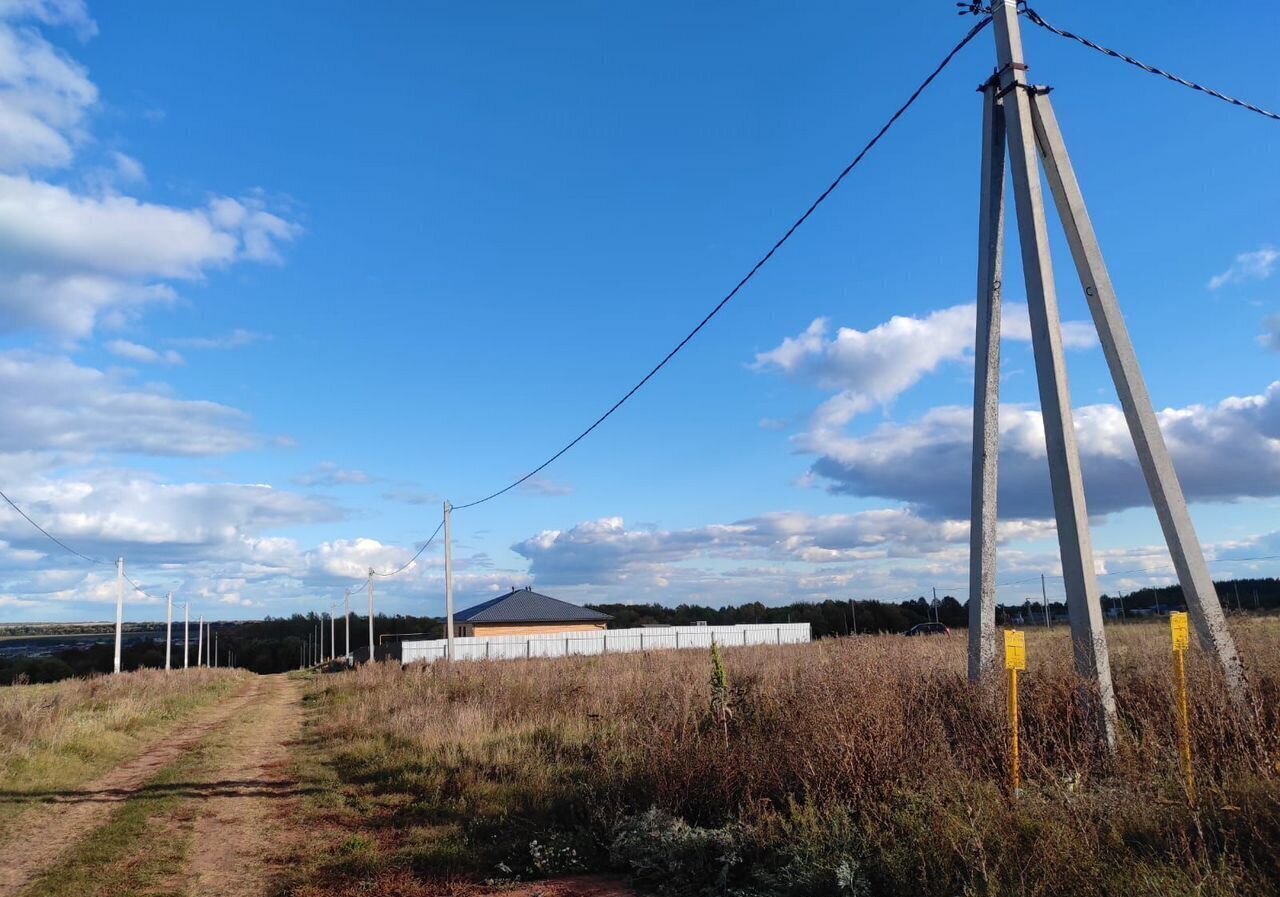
left=396, top=623, right=811, bottom=665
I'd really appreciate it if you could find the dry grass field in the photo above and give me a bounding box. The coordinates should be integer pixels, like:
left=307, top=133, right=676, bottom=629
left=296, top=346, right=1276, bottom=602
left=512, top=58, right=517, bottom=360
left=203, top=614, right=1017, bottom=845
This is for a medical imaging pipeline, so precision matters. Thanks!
left=294, top=617, right=1280, bottom=897
left=0, top=668, right=247, bottom=841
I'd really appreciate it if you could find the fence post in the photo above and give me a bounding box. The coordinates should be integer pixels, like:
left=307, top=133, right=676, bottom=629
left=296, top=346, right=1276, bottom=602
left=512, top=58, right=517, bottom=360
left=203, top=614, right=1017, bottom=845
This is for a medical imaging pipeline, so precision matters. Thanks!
left=777, top=626, right=782, bottom=645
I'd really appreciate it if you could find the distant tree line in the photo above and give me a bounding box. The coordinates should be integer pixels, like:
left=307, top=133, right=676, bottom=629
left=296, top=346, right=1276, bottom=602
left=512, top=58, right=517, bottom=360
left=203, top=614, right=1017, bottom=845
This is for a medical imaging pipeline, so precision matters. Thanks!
left=2, top=578, right=1276, bottom=685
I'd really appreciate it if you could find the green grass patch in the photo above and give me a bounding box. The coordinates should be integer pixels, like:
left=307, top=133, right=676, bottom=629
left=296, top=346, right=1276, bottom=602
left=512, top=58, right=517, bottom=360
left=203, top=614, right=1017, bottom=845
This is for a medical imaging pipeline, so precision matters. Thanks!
left=17, top=742, right=209, bottom=897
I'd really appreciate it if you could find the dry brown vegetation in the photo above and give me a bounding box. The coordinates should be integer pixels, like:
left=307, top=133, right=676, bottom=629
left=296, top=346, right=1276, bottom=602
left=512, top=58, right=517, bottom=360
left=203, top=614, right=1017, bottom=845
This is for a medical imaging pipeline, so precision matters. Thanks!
left=297, top=618, right=1280, bottom=897
left=0, top=668, right=247, bottom=812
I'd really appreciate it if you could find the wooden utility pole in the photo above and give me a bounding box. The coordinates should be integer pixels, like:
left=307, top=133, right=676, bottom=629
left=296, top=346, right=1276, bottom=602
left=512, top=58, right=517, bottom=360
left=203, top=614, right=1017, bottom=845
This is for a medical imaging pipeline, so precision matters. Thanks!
left=444, top=501, right=455, bottom=662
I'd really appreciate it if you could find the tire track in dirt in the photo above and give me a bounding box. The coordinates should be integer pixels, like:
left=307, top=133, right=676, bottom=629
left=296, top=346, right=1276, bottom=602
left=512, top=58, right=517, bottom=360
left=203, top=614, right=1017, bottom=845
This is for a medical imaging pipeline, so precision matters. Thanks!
left=0, top=676, right=266, bottom=895
left=178, top=675, right=305, bottom=897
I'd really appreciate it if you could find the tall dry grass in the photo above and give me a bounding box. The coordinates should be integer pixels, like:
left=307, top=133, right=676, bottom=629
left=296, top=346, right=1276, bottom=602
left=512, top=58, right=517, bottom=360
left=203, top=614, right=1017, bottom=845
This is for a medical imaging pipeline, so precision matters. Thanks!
left=0, top=668, right=246, bottom=800
left=304, top=618, right=1280, bottom=896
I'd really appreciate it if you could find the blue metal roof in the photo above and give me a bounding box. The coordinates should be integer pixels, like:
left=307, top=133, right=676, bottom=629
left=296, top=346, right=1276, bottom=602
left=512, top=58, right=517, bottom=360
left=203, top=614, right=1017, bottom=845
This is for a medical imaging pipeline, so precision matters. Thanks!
left=456, top=588, right=612, bottom=624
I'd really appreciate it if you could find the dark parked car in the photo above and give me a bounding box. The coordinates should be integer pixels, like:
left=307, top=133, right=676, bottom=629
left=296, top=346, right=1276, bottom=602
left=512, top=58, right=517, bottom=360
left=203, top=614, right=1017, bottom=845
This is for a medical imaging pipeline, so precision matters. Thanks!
left=905, top=622, right=950, bottom=637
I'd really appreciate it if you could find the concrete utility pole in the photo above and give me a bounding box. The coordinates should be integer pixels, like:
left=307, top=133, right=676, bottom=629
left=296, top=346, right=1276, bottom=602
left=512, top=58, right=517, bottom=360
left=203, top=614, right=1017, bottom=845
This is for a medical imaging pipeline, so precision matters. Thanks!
left=344, top=589, right=351, bottom=661
left=330, top=608, right=336, bottom=664
left=184, top=603, right=190, bottom=669
left=1027, top=82, right=1246, bottom=704
left=444, top=501, right=455, bottom=662
left=367, top=572, right=376, bottom=663
left=197, top=616, right=204, bottom=668
left=113, top=558, right=124, bottom=674
left=966, top=74, right=1006, bottom=682
left=1041, top=574, right=1051, bottom=628
left=966, top=0, right=1249, bottom=737
left=213, top=631, right=218, bottom=668
left=164, top=591, right=173, bottom=671
left=967, top=0, right=1116, bottom=744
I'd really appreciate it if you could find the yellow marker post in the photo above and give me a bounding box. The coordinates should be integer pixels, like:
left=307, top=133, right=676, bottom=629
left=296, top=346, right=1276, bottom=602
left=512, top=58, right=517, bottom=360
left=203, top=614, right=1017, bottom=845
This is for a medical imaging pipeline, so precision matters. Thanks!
left=1004, top=629, right=1027, bottom=796
left=1169, top=612, right=1195, bottom=803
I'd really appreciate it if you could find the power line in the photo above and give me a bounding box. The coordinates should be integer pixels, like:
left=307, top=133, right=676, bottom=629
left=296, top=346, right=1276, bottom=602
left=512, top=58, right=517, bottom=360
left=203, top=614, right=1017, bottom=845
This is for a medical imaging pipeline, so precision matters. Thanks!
left=0, top=487, right=111, bottom=566
left=451, top=15, right=994, bottom=511
left=1022, top=5, right=1280, bottom=122
left=369, top=518, right=445, bottom=578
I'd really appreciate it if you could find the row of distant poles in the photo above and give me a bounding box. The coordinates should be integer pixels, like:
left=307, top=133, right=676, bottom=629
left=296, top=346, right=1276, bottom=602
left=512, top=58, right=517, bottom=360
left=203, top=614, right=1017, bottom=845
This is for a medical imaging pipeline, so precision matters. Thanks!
left=963, top=1, right=1247, bottom=747
left=111, top=558, right=231, bottom=672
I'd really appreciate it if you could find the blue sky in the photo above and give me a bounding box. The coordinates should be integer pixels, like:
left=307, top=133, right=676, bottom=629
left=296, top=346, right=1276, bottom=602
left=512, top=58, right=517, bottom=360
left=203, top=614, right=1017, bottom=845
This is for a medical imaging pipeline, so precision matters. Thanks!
left=0, top=0, right=1276, bottom=622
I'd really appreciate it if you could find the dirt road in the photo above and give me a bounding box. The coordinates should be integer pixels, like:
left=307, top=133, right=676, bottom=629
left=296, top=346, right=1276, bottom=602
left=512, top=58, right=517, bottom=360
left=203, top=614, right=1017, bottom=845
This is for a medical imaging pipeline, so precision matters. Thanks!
left=181, top=674, right=305, bottom=895
left=0, top=675, right=305, bottom=897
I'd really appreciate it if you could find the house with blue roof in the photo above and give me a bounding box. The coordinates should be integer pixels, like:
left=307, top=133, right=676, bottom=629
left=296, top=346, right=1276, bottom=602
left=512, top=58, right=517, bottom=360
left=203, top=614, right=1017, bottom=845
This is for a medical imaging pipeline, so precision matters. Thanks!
left=453, top=586, right=612, bottom=639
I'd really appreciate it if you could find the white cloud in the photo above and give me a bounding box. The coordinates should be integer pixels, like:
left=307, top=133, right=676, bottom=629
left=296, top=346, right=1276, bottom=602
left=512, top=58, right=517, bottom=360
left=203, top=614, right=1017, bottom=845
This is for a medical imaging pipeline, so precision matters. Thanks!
left=0, top=7, right=299, bottom=338
left=518, top=475, right=573, bottom=497
left=754, top=304, right=1095, bottom=430
left=292, top=462, right=371, bottom=488
left=0, top=473, right=341, bottom=558
left=0, top=175, right=299, bottom=337
left=0, top=9, right=96, bottom=171
left=105, top=339, right=182, bottom=365
left=512, top=511, right=1054, bottom=587
left=0, top=351, right=255, bottom=457
left=1209, top=247, right=1278, bottom=290
left=108, top=150, right=143, bottom=184
left=802, top=382, right=1280, bottom=520
left=169, top=328, right=269, bottom=351
left=1260, top=314, right=1280, bottom=352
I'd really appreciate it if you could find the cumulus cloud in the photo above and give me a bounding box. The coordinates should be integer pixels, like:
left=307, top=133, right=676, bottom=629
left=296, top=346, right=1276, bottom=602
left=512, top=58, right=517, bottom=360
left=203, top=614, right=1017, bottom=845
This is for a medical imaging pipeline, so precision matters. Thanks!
left=105, top=339, right=182, bottom=365
left=0, top=472, right=341, bottom=561
left=512, top=511, right=1053, bottom=588
left=0, top=7, right=96, bottom=171
left=1209, top=247, right=1278, bottom=290
left=804, top=383, right=1280, bottom=519
left=0, top=175, right=299, bottom=336
left=754, top=304, right=1095, bottom=431
left=0, top=351, right=254, bottom=457
left=0, top=8, right=299, bottom=338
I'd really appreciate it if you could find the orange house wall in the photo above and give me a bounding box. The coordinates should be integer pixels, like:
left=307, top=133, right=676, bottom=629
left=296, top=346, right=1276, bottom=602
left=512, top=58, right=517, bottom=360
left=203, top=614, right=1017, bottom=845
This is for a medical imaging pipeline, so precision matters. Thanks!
left=459, top=621, right=608, bottom=638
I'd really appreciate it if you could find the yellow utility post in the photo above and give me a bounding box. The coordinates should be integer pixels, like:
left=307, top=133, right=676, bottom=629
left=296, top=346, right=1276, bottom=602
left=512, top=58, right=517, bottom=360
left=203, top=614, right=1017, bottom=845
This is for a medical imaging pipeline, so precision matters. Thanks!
left=1170, top=611, right=1195, bottom=803
left=1005, top=629, right=1027, bottom=796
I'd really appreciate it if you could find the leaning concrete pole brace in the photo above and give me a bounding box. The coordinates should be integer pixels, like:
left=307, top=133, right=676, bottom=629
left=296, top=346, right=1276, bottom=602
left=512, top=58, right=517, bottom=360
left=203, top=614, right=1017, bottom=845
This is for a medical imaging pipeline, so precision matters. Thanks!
left=989, top=0, right=1116, bottom=744
left=1026, top=91, right=1247, bottom=705
left=444, top=501, right=455, bottom=662
left=113, top=557, right=124, bottom=674
left=966, top=77, right=1007, bottom=683
left=367, top=571, right=375, bottom=663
